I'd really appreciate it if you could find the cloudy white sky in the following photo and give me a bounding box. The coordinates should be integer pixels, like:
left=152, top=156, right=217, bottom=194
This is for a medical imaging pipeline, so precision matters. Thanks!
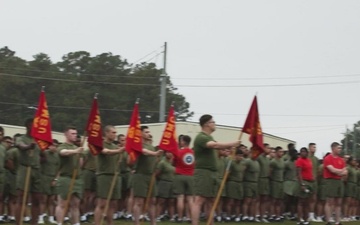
left=2, top=0, right=360, bottom=157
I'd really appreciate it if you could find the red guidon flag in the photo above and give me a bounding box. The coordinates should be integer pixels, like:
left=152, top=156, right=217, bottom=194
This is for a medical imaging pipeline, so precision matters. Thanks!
left=125, top=101, right=142, bottom=163
left=242, top=96, right=264, bottom=159
left=31, top=88, right=53, bottom=151
left=158, top=105, right=178, bottom=154
left=86, top=96, right=103, bottom=155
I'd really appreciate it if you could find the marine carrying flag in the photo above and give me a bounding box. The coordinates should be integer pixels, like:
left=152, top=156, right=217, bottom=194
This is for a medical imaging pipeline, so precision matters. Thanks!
left=125, top=101, right=142, bottom=162
left=31, top=88, right=53, bottom=151
left=86, top=95, right=103, bottom=155
left=242, top=96, right=264, bottom=159
left=158, top=105, right=178, bottom=154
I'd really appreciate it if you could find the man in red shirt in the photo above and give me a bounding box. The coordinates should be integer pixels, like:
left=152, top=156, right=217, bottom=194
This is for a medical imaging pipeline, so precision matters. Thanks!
left=323, top=142, right=347, bottom=225
left=173, top=135, right=195, bottom=222
left=296, top=147, right=314, bottom=225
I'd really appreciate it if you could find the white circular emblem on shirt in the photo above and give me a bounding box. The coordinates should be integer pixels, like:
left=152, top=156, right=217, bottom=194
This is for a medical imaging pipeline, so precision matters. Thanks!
left=183, top=153, right=194, bottom=165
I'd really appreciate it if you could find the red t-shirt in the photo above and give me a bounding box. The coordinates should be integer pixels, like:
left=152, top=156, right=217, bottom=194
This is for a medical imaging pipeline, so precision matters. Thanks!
left=174, top=147, right=195, bottom=176
left=295, top=157, right=314, bottom=181
left=323, top=154, right=345, bottom=179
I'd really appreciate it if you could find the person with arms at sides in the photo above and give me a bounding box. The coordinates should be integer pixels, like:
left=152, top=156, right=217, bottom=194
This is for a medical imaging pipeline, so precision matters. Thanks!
left=283, top=149, right=298, bottom=221
left=55, top=126, right=84, bottom=225
left=191, top=114, right=241, bottom=225
left=296, top=147, right=315, bottom=225
left=256, top=143, right=272, bottom=223
left=343, top=156, right=358, bottom=221
left=38, top=140, right=60, bottom=224
left=308, top=143, right=321, bottom=222
left=131, top=126, right=163, bottom=225
left=269, top=146, right=286, bottom=222
left=323, top=142, right=347, bottom=225
left=155, top=152, right=175, bottom=221
left=15, top=119, right=42, bottom=225
left=224, top=149, right=246, bottom=222
left=173, top=135, right=195, bottom=223
left=0, top=135, right=13, bottom=223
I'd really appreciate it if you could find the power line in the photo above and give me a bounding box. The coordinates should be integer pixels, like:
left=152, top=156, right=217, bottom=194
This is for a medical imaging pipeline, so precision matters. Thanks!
left=0, top=73, right=160, bottom=87
left=1, top=72, right=360, bottom=88
left=172, top=73, right=360, bottom=80
left=193, top=112, right=360, bottom=118
left=0, top=67, right=158, bottom=79
left=175, top=80, right=360, bottom=88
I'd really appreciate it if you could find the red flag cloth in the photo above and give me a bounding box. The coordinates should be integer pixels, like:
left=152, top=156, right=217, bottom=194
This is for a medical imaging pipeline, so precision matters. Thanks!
left=86, top=97, right=103, bottom=155
left=158, top=105, right=178, bottom=155
left=242, top=96, right=264, bottom=159
left=125, top=102, right=142, bottom=162
left=31, top=90, right=53, bottom=151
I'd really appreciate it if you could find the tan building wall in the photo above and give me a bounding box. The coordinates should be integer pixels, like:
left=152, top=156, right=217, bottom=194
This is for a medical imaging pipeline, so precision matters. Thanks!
left=1, top=122, right=295, bottom=149
left=115, top=121, right=295, bottom=149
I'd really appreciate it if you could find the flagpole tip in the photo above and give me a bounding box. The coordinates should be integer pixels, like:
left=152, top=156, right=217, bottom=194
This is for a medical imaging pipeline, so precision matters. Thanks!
left=171, top=101, right=175, bottom=106
left=41, top=86, right=45, bottom=91
left=135, top=98, right=140, bottom=104
left=94, top=93, right=99, bottom=99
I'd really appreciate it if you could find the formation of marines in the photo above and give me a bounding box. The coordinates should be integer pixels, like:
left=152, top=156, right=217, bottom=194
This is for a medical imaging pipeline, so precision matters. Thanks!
left=0, top=114, right=357, bottom=225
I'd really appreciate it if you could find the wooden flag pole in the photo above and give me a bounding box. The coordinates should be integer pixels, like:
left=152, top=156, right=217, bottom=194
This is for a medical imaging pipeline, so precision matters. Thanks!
left=60, top=131, right=87, bottom=223
left=19, top=152, right=33, bottom=225
left=140, top=156, right=162, bottom=225
left=100, top=153, right=124, bottom=225
left=206, top=131, right=243, bottom=225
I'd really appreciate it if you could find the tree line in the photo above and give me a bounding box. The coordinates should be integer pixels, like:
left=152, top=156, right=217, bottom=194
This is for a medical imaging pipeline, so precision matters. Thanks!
left=0, top=46, right=193, bottom=132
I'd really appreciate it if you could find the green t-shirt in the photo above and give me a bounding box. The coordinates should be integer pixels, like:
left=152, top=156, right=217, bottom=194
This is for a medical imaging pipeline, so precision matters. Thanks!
left=41, top=150, right=60, bottom=176
left=156, top=158, right=175, bottom=181
left=135, top=143, right=157, bottom=175
left=228, top=160, right=246, bottom=182
left=270, top=158, right=285, bottom=182
left=5, top=147, right=19, bottom=174
left=193, top=132, right=217, bottom=171
left=357, top=169, right=360, bottom=187
left=16, top=134, right=41, bottom=168
left=243, top=158, right=260, bottom=182
left=282, top=152, right=290, bottom=161
left=0, top=144, right=6, bottom=173
left=284, top=160, right=297, bottom=181
left=83, top=149, right=97, bottom=171
left=120, top=151, right=130, bottom=174
left=257, top=154, right=270, bottom=178
left=97, top=141, right=120, bottom=175
left=347, top=165, right=357, bottom=184
left=309, top=155, right=319, bottom=180
left=217, top=156, right=228, bottom=179
left=57, top=142, right=82, bottom=178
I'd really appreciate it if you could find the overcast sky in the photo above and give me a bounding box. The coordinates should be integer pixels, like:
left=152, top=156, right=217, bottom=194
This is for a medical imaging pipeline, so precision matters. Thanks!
left=2, top=0, right=360, bottom=157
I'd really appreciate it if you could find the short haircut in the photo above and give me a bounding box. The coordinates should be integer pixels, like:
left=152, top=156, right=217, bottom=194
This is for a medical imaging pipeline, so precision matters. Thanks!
left=118, top=134, right=125, bottom=139
left=141, top=125, right=149, bottom=131
left=323, top=152, right=331, bottom=159
left=300, top=147, right=308, bottom=153
left=331, top=142, right=340, bottom=149
left=52, top=139, right=59, bottom=145
left=287, top=143, right=295, bottom=150
left=275, top=146, right=283, bottom=151
left=2, top=136, right=12, bottom=141
left=347, top=156, right=354, bottom=164
left=64, top=125, right=77, bottom=132
left=104, top=125, right=115, bottom=133
left=309, top=143, right=316, bottom=147
left=264, top=143, right=269, bottom=148
left=199, top=114, right=212, bottom=127
left=0, top=126, right=4, bottom=133
left=181, top=135, right=191, bottom=145
left=13, top=133, right=22, bottom=139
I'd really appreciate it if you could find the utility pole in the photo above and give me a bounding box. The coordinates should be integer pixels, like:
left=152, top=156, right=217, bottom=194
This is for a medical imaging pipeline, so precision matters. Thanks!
left=344, top=125, right=348, bottom=155
left=159, top=42, right=167, bottom=122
